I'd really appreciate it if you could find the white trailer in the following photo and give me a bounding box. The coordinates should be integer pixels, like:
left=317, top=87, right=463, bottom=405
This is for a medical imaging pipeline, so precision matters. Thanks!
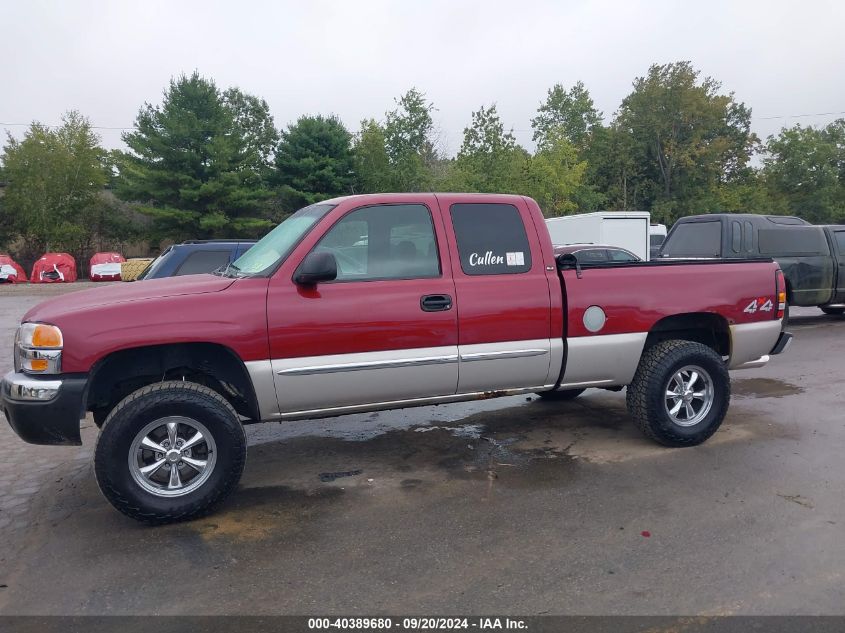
left=545, top=211, right=651, bottom=261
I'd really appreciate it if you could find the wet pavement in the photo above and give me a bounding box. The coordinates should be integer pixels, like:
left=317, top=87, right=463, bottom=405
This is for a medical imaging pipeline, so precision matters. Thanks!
left=0, top=284, right=844, bottom=615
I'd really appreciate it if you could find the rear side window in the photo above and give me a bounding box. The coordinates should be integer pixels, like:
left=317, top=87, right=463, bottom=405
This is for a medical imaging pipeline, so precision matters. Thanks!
left=759, top=228, right=830, bottom=256
left=744, top=221, right=753, bottom=251
left=835, top=231, right=845, bottom=254
left=174, top=250, right=230, bottom=276
left=661, top=221, right=722, bottom=257
left=450, top=203, right=532, bottom=275
left=731, top=221, right=742, bottom=253
left=608, top=248, right=638, bottom=262
left=766, top=216, right=809, bottom=226
left=576, top=249, right=608, bottom=262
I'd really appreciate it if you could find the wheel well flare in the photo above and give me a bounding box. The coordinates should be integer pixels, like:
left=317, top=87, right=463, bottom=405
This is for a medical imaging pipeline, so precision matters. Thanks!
left=86, top=343, right=260, bottom=421
left=645, top=313, right=730, bottom=357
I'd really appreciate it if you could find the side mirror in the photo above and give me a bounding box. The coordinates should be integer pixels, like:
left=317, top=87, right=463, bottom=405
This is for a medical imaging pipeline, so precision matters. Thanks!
left=294, top=251, right=337, bottom=285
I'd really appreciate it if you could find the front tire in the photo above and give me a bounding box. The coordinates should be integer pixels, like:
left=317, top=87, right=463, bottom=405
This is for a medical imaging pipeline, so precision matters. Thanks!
left=626, top=340, right=730, bottom=447
left=94, top=381, right=246, bottom=524
left=821, top=306, right=844, bottom=316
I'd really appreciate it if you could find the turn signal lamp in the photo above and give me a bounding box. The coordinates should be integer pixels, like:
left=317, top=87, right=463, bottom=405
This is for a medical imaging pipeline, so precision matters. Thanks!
left=16, top=323, right=63, bottom=374
left=775, top=270, right=786, bottom=320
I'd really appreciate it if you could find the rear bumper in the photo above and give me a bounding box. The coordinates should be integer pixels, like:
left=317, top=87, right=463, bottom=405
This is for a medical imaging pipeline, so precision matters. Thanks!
left=730, top=331, right=793, bottom=371
left=1, top=371, right=87, bottom=445
left=770, top=331, right=793, bottom=355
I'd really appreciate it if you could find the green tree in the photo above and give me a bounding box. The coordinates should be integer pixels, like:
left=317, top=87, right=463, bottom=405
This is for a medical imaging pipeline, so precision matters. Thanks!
left=115, top=72, right=275, bottom=240
left=223, top=87, right=279, bottom=176
left=274, top=115, right=355, bottom=210
left=353, top=119, right=391, bottom=193
left=614, top=61, right=758, bottom=221
left=382, top=88, right=438, bottom=191
left=523, top=129, right=588, bottom=216
left=580, top=123, right=641, bottom=211
left=451, top=104, right=528, bottom=193
left=531, top=81, right=602, bottom=150
left=0, top=111, right=123, bottom=264
left=762, top=119, right=845, bottom=223
left=715, top=172, right=787, bottom=215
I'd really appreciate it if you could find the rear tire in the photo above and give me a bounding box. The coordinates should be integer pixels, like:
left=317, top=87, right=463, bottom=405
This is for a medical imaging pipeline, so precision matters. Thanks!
left=626, top=340, right=730, bottom=447
left=94, top=381, right=246, bottom=524
left=535, top=388, right=586, bottom=401
left=820, top=306, right=844, bottom=316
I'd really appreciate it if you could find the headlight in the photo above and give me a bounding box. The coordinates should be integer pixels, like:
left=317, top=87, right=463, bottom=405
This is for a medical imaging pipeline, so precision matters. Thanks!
left=15, top=323, right=63, bottom=374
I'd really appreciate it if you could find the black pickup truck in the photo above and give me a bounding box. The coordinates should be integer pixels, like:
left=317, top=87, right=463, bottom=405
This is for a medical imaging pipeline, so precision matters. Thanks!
left=659, top=214, right=845, bottom=314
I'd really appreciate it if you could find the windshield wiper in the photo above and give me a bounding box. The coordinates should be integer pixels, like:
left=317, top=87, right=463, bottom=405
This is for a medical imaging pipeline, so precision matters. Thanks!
left=213, top=262, right=244, bottom=278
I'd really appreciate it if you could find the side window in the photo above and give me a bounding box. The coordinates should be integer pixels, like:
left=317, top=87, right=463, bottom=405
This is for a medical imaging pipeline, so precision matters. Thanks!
left=744, top=221, right=754, bottom=252
left=577, top=249, right=609, bottom=262
left=661, top=221, right=722, bottom=257
left=835, top=232, right=845, bottom=254
left=313, top=204, right=440, bottom=281
left=450, top=203, right=532, bottom=275
left=174, top=250, right=230, bottom=276
left=609, top=249, right=637, bottom=262
left=731, top=221, right=742, bottom=253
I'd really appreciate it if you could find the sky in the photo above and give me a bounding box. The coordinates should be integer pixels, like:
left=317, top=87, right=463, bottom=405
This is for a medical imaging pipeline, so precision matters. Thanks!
left=2, top=0, right=844, bottom=157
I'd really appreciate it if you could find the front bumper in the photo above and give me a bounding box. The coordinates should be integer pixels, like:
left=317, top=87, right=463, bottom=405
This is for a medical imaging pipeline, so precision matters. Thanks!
left=1, top=371, right=87, bottom=445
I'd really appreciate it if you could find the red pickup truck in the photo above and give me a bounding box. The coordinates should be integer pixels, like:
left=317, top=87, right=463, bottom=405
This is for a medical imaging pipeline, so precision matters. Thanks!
left=3, top=194, right=791, bottom=523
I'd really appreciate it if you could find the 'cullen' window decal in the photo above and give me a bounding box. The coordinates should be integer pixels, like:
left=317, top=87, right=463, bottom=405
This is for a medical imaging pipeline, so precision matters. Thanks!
left=450, top=203, right=532, bottom=275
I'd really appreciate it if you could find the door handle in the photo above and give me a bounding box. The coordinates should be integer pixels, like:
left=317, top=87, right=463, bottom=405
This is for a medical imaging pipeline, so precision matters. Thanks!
left=420, top=294, right=453, bottom=312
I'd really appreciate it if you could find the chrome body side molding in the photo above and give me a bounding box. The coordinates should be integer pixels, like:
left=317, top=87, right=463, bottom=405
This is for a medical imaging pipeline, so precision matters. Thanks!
left=459, top=348, right=548, bottom=362
left=278, top=354, right=459, bottom=375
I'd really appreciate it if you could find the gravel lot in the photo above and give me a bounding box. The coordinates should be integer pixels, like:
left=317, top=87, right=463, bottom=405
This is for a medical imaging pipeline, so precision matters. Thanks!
left=0, top=282, right=843, bottom=615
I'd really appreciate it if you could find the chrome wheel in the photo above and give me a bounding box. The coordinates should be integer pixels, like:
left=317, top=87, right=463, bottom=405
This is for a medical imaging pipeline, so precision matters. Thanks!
left=664, top=365, right=714, bottom=427
left=128, top=416, right=217, bottom=497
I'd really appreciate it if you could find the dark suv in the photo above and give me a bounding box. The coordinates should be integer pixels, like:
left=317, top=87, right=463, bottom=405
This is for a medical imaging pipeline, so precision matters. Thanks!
left=138, top=240, right=256, bottom=280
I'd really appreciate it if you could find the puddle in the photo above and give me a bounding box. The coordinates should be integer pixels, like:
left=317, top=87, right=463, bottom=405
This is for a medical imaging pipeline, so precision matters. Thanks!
left=319, top=469, right=362, bottom=482
left=188, top=485, right=345, bottom=542
left=732, top=378, right=804, bottom=399
left=415, top=424, right=484, bottom=439
left=176, top=393, right=789, bottom=542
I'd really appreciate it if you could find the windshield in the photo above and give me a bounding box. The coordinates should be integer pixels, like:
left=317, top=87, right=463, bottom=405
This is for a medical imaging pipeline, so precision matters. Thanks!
left=137, top=247, right=171, bottom=280
left=231, top=203, right=335, bottom=275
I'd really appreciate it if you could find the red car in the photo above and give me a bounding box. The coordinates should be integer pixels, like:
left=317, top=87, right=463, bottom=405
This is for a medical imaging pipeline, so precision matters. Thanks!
left=2, top=194, right=791, bottom=523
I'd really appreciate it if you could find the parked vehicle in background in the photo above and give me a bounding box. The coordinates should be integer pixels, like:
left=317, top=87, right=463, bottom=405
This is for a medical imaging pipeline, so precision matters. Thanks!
left=137, top=240, right=256, bottom=280
left=659, top=214, right=845, bottom=313
left=30, top=253, right=77, bottom=283
left=546, top=211, right=651, bottom=261
left=649, top=223, right=667, bottom=259
left=2, top=193, right=791, bottom=523
left=554, top=243, right=641, bottom=262
left=0, top=255, right=26, bottom=283
left=89, top=252, right=126, bottom=282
